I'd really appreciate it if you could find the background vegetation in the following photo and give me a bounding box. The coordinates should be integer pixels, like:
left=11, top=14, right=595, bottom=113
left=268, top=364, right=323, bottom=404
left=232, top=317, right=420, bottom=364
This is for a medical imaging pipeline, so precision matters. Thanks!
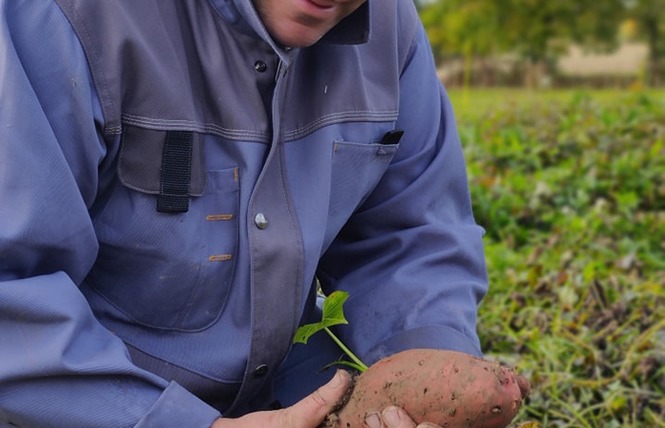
left=417, top=0, right=665, bottom=88
left=450, top=89, right=665, bottom=427
left=416, top=3, right=664, bottom=425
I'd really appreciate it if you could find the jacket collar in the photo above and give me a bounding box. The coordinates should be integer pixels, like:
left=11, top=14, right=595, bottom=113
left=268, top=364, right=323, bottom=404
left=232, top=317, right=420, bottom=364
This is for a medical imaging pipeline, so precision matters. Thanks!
left=209, top=0, right=370, bottom=48
left=320, top=1, right=369, bottom=45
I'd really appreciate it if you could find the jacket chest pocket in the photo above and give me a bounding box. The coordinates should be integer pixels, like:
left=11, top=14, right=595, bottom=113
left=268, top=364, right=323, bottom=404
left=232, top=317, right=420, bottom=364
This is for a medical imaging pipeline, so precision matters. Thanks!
left=321, top=137, right=400, bottom=250
left=88, top=126, right=239, bottom=331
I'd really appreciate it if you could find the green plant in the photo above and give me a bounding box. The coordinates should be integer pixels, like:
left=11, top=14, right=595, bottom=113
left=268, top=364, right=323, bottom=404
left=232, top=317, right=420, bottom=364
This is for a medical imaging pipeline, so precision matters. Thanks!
left=293, top=291, right=368, bottom=372
left=451, top=89, right=665, bottom=427
left=296, top=296, right=529, bottom=428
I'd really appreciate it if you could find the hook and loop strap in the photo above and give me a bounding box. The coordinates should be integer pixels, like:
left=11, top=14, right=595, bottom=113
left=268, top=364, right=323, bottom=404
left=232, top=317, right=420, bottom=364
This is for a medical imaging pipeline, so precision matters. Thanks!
left=157, top=131, right=193, bottom=213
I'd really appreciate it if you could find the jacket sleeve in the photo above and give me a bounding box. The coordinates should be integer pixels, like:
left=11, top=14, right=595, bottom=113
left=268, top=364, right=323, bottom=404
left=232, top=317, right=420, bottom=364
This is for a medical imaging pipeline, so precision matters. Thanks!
left=318, top=21, right=488, bottom=363
left=0, top=2, right=220, bottom=426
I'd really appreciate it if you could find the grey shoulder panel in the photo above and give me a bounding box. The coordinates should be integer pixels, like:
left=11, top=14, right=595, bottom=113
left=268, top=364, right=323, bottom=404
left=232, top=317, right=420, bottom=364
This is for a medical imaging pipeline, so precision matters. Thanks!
left=54, top=0, right=270, bottom=139
left=54, top=0, right=421, bottom=141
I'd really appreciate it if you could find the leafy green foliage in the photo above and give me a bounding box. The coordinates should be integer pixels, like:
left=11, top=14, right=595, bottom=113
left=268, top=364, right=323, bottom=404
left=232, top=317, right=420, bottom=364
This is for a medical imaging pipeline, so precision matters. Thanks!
left=293, top=291, right=368, bottom=372
left=419, top=0, right=665, bottom=86
left=420, top=0, right=625, bottom=62
left=625, top=0, right=665, bottom=85
left=453, top=89, right=665, bottom=427
left=293, top=290, right=349, bottom=345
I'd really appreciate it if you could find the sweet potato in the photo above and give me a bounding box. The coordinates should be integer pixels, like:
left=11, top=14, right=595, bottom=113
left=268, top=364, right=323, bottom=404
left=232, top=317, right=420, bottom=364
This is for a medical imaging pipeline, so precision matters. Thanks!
left=324, top=349, right=530, bottom=428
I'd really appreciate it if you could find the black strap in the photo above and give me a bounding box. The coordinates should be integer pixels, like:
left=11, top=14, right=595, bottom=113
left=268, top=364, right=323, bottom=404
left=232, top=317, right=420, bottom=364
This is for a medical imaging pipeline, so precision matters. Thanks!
left=380, top=129, right=404, bottom=145
left=157, top=131, right=193, bottom=213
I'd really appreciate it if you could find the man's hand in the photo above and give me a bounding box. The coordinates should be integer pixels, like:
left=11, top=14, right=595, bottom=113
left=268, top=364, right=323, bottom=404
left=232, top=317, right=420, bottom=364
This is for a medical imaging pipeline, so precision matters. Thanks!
left=211, top=369, right=442, bottom=428
left=212, top=369, right=351, bottom=428
left=364, top=406, right=442, bottom=428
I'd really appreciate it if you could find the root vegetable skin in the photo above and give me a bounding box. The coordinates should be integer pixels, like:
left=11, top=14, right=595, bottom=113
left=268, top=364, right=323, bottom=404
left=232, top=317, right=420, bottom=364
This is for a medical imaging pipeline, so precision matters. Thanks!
left=327, top=349, right=529, bottom=428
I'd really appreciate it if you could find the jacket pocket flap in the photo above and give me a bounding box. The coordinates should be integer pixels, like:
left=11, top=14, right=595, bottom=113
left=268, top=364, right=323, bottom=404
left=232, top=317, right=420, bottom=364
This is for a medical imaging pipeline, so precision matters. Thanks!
left=118, top=125, right=206, bottom=196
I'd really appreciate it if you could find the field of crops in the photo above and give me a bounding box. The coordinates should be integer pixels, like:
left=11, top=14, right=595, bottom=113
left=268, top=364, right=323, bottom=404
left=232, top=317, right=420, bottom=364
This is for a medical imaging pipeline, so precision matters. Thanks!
left=449, top=89, right=665, bottom=427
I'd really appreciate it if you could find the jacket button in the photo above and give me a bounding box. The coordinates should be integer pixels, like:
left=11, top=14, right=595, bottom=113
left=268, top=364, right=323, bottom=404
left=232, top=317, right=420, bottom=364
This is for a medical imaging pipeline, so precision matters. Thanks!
left=254, top=212, right=268, bottom=229
left=254, top=364, right=269, bottom=377
left=254, top=61, right=267, bottom=73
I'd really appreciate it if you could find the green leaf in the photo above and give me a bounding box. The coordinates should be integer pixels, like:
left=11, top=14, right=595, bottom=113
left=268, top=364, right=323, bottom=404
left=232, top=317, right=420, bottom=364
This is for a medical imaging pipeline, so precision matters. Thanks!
left=321, top=290, right=349, bottom=326
left=292, top=291, right=350, bottom=345
left=321, top=359, right=368, bottom=373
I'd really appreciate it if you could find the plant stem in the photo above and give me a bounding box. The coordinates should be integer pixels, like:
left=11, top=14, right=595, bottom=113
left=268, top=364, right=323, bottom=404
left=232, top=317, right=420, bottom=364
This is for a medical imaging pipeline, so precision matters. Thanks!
left=324, top=327, right=368, bottom=372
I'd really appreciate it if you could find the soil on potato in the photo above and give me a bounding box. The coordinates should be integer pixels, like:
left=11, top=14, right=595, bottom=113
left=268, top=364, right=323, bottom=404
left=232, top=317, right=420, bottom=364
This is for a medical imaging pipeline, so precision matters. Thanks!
left=322, top=350, right=525, bottom=428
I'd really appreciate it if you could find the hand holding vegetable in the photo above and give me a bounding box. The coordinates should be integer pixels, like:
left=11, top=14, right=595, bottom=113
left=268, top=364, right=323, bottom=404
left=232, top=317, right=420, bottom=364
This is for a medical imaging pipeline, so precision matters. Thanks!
left=295, top=292, right=531, bottom=428
left=211, top=369, right=352, bottom=428
left=326, top=349, right=530, bottom=428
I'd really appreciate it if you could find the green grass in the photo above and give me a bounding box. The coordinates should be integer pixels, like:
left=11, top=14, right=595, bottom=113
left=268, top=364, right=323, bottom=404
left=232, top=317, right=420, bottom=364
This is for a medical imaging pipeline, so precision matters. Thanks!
left=454, top=89, right=665, bottom=427
left=448, top=88, right=665, bottom=123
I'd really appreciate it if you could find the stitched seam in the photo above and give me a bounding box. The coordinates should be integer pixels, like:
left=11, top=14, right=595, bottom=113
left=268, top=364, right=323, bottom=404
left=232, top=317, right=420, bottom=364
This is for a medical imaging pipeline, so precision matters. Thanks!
left=125, top=342, right=243, bottom=384
left=121, top=114, right=270, bottom=142
left=121, top=110, right=398, bottom=142
left=56, top=2, right=121, bottom=135
left=284, top=110, right=399, bottom=141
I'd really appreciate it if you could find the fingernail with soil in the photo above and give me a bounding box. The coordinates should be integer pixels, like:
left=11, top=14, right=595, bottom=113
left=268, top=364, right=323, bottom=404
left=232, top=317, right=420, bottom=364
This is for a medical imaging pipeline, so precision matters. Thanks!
left=332, top=369, right=349, bottom=388
left=364, top=411, right=382, bottom=428
left=382, top=407, right=402, bottom=427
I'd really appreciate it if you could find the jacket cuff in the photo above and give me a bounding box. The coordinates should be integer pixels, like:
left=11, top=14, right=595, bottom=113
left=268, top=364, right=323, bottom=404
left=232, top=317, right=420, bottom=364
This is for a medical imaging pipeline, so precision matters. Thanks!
left=135, top=381, right=221, bottom=428
left=362, top=325, right=483, bottom=365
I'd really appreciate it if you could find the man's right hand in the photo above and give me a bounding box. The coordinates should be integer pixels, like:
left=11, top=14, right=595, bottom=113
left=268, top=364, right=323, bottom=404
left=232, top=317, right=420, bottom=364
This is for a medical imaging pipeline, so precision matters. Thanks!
left=212, top=369, right=351, bottom=428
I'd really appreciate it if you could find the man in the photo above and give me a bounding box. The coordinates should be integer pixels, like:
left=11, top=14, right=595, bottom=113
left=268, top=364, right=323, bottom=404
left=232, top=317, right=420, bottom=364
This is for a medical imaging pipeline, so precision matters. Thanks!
left=0, top=0, right=488, bottom=426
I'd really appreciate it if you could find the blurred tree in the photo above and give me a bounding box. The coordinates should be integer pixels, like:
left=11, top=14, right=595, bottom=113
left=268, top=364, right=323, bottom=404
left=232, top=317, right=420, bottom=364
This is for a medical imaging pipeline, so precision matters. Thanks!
left=625, top=0, right=665, bottom=85
left=500, top=0, right=577, bottom=87
left=505, top=0, right=626, bottom=86
left=569, top=1, right=626, bottom=51
left=420, top=0, right=627, bottom=87
left=420, top=0, right=504, bottom=86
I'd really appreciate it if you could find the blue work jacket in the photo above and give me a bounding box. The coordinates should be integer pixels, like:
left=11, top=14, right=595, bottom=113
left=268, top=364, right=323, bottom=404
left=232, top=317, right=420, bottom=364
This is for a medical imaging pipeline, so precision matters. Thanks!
left=0, top=0, right=488, bottom=426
